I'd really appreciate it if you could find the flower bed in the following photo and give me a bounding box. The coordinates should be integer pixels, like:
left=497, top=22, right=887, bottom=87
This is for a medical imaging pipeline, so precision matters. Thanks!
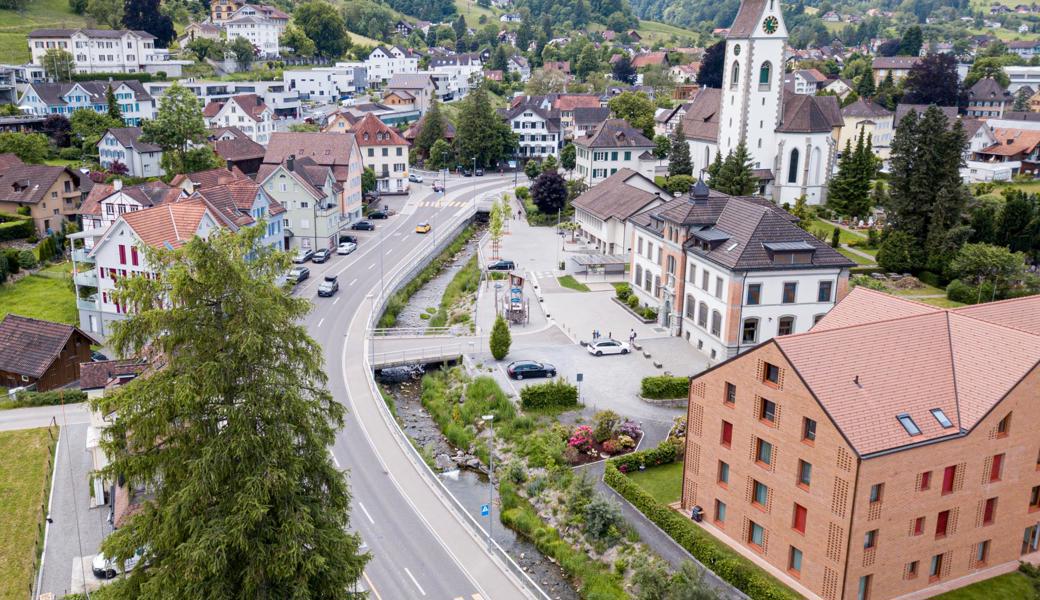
left=564, top=414, right=643, bottom=466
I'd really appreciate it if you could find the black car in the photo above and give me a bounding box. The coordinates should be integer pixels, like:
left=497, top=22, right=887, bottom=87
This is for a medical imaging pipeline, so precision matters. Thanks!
left=368, top=210, right=388, bottom=219
left=506, top=360, right=557, bottom=380
left=487, top=259, right=516, bottom=271
left=91, top=351, right=108, bottom=362
left=351, top=221, right=375, bottom=231
left=339, top=234, right=358, bottom=244
left=475, top=168, right=485, bottom=176
left=312, top=248, right=332, bottom=263
left=287, top=266, right=310, bottom=284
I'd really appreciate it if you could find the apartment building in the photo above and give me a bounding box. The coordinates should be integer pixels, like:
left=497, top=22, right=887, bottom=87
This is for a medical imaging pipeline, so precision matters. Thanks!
left=680, top=287, right=1040, bottom=600
left=203, top=94, right=275, bottom=144
left=27, top=29, right=188, bottom=76
left=224, top=4, right=289, bottom=58
left=77, top=180, right=183, bottom=233
left=965, top=78, right=1012, bottom=119
left=145, top=80, right=300, bottom=118
left=18, top=80, right=156, bottom=125
left=500, top=102, right=562, bottom=160
left=840, top=98, right=893, bottom=161
left=259, top=155, right=343, bottom=252
left=574, top=119, right=657, bottom=186
left=259, top=132, right=364, bottom=224
left=284, top=64, right=367, bottom=102
left=351, top=113, right=410, bottom=194
left=628, top=181, right=853, bottom=359
left=97, top=127, right=163, bottom=178
left=365, top=46, right=419, bottom=86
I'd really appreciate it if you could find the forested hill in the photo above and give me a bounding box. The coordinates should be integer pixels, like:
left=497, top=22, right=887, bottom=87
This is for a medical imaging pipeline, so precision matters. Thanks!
left=628, top=0, right=739, bottom=30
left=513, top=0, right=640, bottom=30
left=379, top=0, right=457, bottom=22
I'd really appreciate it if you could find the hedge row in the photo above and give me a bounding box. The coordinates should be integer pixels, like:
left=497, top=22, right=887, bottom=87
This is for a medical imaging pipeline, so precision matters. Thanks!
left=0, top=217, right=33, bottom=241
left=611, top=438, right=681, bottom=473
left=604, top=451, right=801, bottom=600
left=640, top=376, right=690, bottom=399
left=519, top=379, right=578, bottom=410
left=1, top=389, right=88, bottom=409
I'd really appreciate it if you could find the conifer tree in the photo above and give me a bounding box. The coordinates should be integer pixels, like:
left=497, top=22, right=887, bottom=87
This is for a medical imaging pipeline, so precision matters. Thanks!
left=106, top=85, right=122, bottom=122
left=414, top=100, right=446, bottom=160
left=667, top=123, right=692, bottom=177
left=705, top=151, right=724, bottom=183
left=713, top=142, right=757, bottom=196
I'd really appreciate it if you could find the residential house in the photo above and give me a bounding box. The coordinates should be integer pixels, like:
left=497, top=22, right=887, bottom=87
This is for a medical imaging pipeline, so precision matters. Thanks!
left=192, top=178, right=287, bottom=249
left=18, top=80, right=156, bottom=125
left=839, top=98, right=894, bottom=160
left=680, top=287, right=1040, bottom=600
left=352, top=113, right=410, bottom=194
left=97, top=127, right=163, bottom=178
left=632, top=52, right=670, bottom=69
left=552, top=94, right=602, bottom=136
left=0, top=156, right=80, bottom=235
left=654, top=102, right=689, bottom=137
left=168, top=166, right=249, bottom=196
left=395, top=20, right=415, bottom=36
left=871, top=56, right=922, bottom=84
left=507, top=55, right=531, bottom=81
left=821, top=78, right=854, bottom=99
left=484, top=70, right=504, bottom=82
left=429, top=53, right=484, bottom=100
left=500, top=13, right=523, bottom=22
left=0, top=315, right=96, bottom=392
left=260, top=132, right=364, bottom=224
left=203, top=94, right=275, bottom=144
left=628, top=180, right=853, bottom=356
left=27, top=28, right=188, bottom=76
left=403, top=114, right=456, bottom=145
left=77, top=180, right=182, bottom=233
left=787, top=69, right=828, bottom=95
left=365, top=46, right=419, bottom=86
left=210, top=0, right=244, bottom=23
left=574, top=119, right=657, bottom=186
left=543, top=61, right=571, bottom=75
left=1005, top=66, right=1040, bottom=92
left=384, top=73, right=436, bottom=114
left=969, top=128, right=1040, bottom=180
left=224, top=4, right=289, bottom=58
left=572, top=169, right=667, bottom=255
left=144, top=79, right=300, bottom=118
left=178, top=22, right=222, bottom=45
left=1009, top=39, right=1040, bottom=59
left=573, top=106, right=611, bottom=138
left=210, top=127, right=266, bottom=176
left=500, top=102, right=562, bottom=160
left=670, top=63, right=700, bottom=84
left=283, top=64, right=367, bottom=101
left=259, top=155, right=343, bottom=252
left=1030, top=88, right=1040, bottom=112
left=80, top=358, right=149, bottom=400
left=966, top=78, right=1012, bottom=118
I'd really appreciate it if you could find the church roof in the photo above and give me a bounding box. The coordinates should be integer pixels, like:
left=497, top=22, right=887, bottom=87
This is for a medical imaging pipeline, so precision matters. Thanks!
left=777, top=92, right=842, bottom=133
left=728, top=0, right=768, bottom=38
left=680, top=87, right=721, bottom=143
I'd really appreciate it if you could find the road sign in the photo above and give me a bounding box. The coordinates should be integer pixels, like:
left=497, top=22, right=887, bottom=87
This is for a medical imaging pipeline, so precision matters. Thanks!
left=576, top=373, right=583, bottom=382
left=480, top=503, right=490, bottom=517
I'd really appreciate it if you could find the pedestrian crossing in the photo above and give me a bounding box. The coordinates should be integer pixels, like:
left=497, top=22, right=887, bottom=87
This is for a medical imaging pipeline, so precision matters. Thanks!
left=419, top=200, right=468, bottom=208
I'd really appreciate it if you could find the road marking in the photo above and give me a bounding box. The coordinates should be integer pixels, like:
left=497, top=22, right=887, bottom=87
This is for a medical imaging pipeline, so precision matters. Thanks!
left=329, top=451, right=340, bottom=468
left=368, top=264, right=375, bottom=270
left=404, top=568, right=426, bottom=596
left=363, top=571, right=384, bottom=600
left=358, top=501, right=375, bottom=524
left=349, top=278, right=358, bottom=287
left=333, top=297, right=340, bottom=305
left=318, top=318, right=324, bottom=327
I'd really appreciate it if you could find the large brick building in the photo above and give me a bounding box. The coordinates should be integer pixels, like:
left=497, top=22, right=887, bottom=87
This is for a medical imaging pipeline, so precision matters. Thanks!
left=680, top=287, right=1040, bottom=600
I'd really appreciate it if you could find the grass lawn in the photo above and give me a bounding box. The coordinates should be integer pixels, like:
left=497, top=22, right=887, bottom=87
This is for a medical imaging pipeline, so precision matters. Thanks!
left=0, top=428, right=57, bottom=600
left=635, top=19, right=697, bottom=43
left=626, top=461, right=682, bottom=505
left=557, top=275, right=590, bottom=292
left=934, top=571, right=1037, bottom=600
left=890, top=282, right=946, bottom=297
left=453, top=0, right=499, bottom=24
left=0, top=0, right=87, bottom=64
left=916, top=296, right=967, bottom=309
left=837, top=247, right=875, bottom=266
left=43, top=159, right=83, bottom=169
left=811, top=218, right=868, bottom=244
left=0, top=262, right=77, bottom=324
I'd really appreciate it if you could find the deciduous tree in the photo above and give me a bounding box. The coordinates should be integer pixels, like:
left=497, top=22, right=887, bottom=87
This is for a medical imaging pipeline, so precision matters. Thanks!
left=607, top=91, right=655, bottom=139
left=140, top=82, right=208, bottom=175
left=0, top=132, right=49, bottom=163
left=185, top=37, right=224, bottom=62
left=561, top=143, right=576, bottom=171
left=612, top=55, right=636, bottom=85
left=280, top=24, right=316, bottom=57
left=228, top=36, right=256, bottom=70
left=902, top=53, right=960, bottom=106
left=42, top=114, right=72, bottom=148
left=696, top=41, right=724, bottom=89
left=531, top=170, right=567, bottom=214
left=87, top=0, right=124, bottom=29
left=41, top=49, right=75, bottom=82
left=123, top=0, right=175, bottom=47
left=70, top=108, right=122, bottom=157
left=295, top=0, right=351, bottom=58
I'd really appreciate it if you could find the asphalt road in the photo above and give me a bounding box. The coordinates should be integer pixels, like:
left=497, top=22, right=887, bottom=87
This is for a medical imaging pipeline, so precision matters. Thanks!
left=296, top=176, right=532, bottom=600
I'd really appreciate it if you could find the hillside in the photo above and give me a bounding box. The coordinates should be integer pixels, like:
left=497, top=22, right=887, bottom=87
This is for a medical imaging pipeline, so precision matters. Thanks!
left=0, top=0, right=87, bottom=64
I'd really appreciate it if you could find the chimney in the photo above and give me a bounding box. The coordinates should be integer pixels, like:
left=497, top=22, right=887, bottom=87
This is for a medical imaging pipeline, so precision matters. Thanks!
left=286, top=154, right=295, bottom=172
left=226, top=159, right=234, bottom=171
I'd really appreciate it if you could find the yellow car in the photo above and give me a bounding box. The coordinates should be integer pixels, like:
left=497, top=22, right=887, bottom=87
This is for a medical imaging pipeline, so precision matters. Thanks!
left=415, top=222, right=432, bottom=234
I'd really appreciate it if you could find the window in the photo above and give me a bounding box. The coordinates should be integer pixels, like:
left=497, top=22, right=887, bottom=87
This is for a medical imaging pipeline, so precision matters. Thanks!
left=997, top=413, right=1012, bottom=437
left=697, top=303, right=708, bottom=328
left=920, top=471, right=931, bottom=491
left=118, top=244, right=126, bottom=264
left=710, top=310, right=721, bottom=336
left=701, top=269, right=709, bottom=291
left=929, top=553, right=943, bottom=581
left=718, top=461, right=729, bottom=485
left=983, top=498, right=997, bottom=525
left=990, top=454, right=1004, bottom=482
left=714, top=276, right=723, bottom=299
left=782, top=282, right=797, bottom=303
left=753, top=480, right=768, bottom=506
left=721, top=421, right=733, bottom=447
left=788, top=546, right=802, bottom=575
left=897, top=413, right=921, bottom=436
left=869, top=483, right=884, bottom=503
left=913, top=516, right=925, bottom=536
left=802, top=418, right=816, bottom=442
left=977, top=540, right=990, bottom=565
left=130, top=246, right=139, bottom=266
left=793, top=504, right=807, bottom=533
left=797, top=460, right=812, bottom=488
left=942, top=465, right=956, bottom=495
left=931, top=408, right=953, bottom=428
left=858, top=575, right=871, bottom=600
left=742, top=318, right=759, bottom=344
left=764, top=363, right=780, bottom=385
left=818, top=280, right=833, bottom=302
left=778, top=316, right=794, bottom=336
left=788, top=148, right=800, bottom=184
left=759, top=61, right=772, bottom=87
left=714, top=499, right=726, bottom=524
left=755, top=439, right=773, bottom=466
left=907, top=560, right=919, bottom=579
left=730, top=61, right=740, bottom=88
left=864, top=529, right=877, bottom=549
left=748, top=521, right=764, bottom=548
left=936, top=510, right=950, bottom=537
left=760, top=399, right=776, bottom=423
left=724, top=382, right=736, bottom=405
left=746, top=283, right=761, bottom=305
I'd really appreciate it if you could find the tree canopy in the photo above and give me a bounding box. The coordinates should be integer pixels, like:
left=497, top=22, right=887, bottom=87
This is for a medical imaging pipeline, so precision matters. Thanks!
left=827, top=130, right=878, bottom=220
left=453, top=82, right=516, bottom=169
left=531, top=170, right=567, bottom=214
left=696, top=41, right=725, bottom=89
left=667, top=124, right=692, bottom=177
left=140, top=82, right=209, bottom=174
left=0, top=132, right=49, bottom=163
left=902, top=53, right=960, bottom=107
left=295, top=0, right=351, bottom=58
left=123, top=0, right=175, bottom=47
left=607, top=91, right=655, bottom=139
left=711, top=142, right=757, bottom=196
left=612, top=55, right=637, bottom=85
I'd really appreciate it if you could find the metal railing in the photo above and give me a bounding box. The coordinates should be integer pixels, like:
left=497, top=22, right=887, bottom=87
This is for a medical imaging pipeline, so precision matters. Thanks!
left=368, top=326, right=457, bottom=338
left=371, top=342, right=480, bottom=368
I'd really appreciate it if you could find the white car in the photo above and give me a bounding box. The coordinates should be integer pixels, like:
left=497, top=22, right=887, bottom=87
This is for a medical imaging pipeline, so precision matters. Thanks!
left=337, top=241, right=357, bottom=255
left=92, top=548, right=144, bottom=579
left=586, top=339, right=631, bottom=356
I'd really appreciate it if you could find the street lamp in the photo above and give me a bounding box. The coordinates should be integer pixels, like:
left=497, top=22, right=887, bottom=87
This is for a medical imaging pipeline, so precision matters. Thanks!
left=472, top=156, right=478, bottom=208
left=482, top=413, right=495, bottom=550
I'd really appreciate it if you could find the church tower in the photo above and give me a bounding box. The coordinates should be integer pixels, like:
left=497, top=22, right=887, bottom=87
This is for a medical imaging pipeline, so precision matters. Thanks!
left=717, top=0, right=787, bottom=172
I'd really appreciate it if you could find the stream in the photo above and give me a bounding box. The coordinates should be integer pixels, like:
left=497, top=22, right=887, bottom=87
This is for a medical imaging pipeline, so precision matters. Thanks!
left=393, top=225, right=484, bottom=334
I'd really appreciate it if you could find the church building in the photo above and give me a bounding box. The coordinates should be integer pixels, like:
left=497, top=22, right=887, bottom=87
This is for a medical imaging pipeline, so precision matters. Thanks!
left=683, top=0, right=843, bottom=205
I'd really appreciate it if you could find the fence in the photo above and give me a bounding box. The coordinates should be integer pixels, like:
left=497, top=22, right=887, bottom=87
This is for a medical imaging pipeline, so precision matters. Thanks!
left=29, top=422, right=59, bottom=600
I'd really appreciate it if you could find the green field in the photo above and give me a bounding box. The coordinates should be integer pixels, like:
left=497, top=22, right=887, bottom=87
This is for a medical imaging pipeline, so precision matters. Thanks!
left=0, top=428, right=57, bottom=600
left=0, top=261, right=78, bottom=325
left=557, top=275, right=590, bottom=292
left=0, top=0, right=88, bottom=64
left=935, top=571, right=1037, bottom=600
left=453, top=0, right=499, bottom=25
left=626, top=461, right=683, bottom=505
left=837, top=247, right=875, bottom=266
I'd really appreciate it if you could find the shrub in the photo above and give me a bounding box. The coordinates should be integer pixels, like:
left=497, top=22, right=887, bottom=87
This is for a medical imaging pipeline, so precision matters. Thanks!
left=614, top=282, right=631, bottom=301
left=515, top=186, right=530, bottom=201
left=5, top=389, right=87, bottom=408
left=866, top=228, right=880, bottom=248
left=520, top=424, right=568, bottom=468
left=584, top=495, right=624, bottom=543
left=3, top=248, right=20, bottom=273
left=0, top=214, right=33, bottom=241
left=641, top=307, right=658, bottom=320
left=946, top=278, right=991, bottom=305
left=611, top=438, right=681, bottom=474
left=520, top=379, right=578, bottom=410
left=489, top=314, right=511, bottom=360
left=0, top=254, right=7, bottom=283
left=617, top=420, right=641, bottom=439
left=59, top=147, right=82, bottom=160
left=626, top=294, right=639, bottom=309
left=568, top=424, right=594, bottom=453
left=507, top=461, right=527, bottom=484
left=18, top=249, right=37, bottom=270
left=616, top=435, right=635, bottom=449
left=641, top=376, right=689, bottom=399
left=36, top=236, right=57, bottom=262
left=592, top=410, right=620, bottom=442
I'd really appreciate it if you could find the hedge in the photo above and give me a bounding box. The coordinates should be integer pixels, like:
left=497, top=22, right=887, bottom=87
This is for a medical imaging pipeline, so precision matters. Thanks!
left=610, top=438, right=681, bottom=473
left=604, top=447, right=801, bottom=600
left=519, top=379, right=578, bottom=410
left=640, top=376, right=690, bottom=399
left=0, top=216, right=33, bottom=241
left=0, top=389, right=88, bottom=410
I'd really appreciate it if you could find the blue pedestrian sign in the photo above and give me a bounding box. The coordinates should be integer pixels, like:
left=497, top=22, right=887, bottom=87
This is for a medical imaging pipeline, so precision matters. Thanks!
left=480, top=503, right=490, bottom=517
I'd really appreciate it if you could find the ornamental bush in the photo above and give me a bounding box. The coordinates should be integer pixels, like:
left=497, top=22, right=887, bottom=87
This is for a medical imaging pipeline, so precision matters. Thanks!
left=614, top=282, right=631, bottom=301
left=641, top=376, right=690, bottom=399
left=6, top=389, right=88, bottom=408
left=519, top=379, right=578, bottom=410
left=592, top=410, right=620, bottom=442
left=489, top=314, right=511, bottom=360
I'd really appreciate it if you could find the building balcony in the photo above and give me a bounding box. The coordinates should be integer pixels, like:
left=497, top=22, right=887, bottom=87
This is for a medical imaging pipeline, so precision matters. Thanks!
left=77, top=295, right=99, bottom=311
left=73, top=269, right=97, bottom=287
left=72, top=248, right=95, bottom=263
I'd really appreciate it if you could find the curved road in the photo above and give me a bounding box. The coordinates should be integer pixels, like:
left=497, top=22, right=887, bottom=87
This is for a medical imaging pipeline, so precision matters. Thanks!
left=297, top=175, right=531, bottom=600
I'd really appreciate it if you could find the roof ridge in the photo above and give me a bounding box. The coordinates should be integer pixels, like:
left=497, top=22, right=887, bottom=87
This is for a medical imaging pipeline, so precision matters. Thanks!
left=949, top=305, right=1040, bottom=338
left=777, top=299, right=947, bottom=343
left=943, top=312, right=964, bottom=430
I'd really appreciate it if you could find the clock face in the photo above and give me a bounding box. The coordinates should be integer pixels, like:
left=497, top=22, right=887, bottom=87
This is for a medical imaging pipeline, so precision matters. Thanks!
left=763, top=16, right=779, bottom=34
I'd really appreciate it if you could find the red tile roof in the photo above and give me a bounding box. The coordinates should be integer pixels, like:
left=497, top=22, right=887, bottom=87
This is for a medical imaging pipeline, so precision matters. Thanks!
left=121, top=197, right=215, bottom=249
left=351, top=113, right=408, bottom=147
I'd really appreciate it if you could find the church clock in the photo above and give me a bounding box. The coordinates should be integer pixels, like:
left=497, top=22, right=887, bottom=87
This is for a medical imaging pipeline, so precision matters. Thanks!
left=762, top=16, right=779, bottom=34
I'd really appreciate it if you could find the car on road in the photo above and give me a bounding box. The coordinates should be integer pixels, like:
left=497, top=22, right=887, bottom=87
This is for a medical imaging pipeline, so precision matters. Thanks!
left=475, top=168, right=485, bottom=176
left=293, top=248, right=314, bottom=263
left=587, top=339, right=631, bottom=356
left=408, top=173, right=423, bottom=183
left=368, top=209, right=388, bottom=219
left=317, top=274, right=339, bottom=297
left=433, top=181, right=445, bottom=192
left=415, top=222, right=431, bottom=234
left=311, top=248, right=332, bottom=263
left=287, top=266, right=310, bottom=284
left=92, top=549, right=144, bottom=579
left=487, top=259, right=515, bottom=271
left=461, top=169, right=472, bottom=177
left=351, top=221, right=375, bottom=231
left=337, top=241, right=357, bottom=255
left=506, top=360, right=556, bottom=379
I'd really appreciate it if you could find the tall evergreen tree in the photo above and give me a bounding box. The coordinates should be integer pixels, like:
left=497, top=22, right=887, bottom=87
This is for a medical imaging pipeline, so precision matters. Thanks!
left=898, top=25, right=923, bottom=57
left=855, top=72, right=875, bottom=98
left=413, top=100, right=446, bottom=160
left=827, top=130, right=876, bottom=219
left=713, top=142, right=757, bottom=196
left=667, top=123, right=692, bottom=177
left=874, top=71, right=899, bottom=110
left=106, top=85, right=122, bottom=122
left=453, top=82, right=516, bottom=168
left=705, top=151, right=724, bottom=182
left=96, top=225, right=368, bottom=598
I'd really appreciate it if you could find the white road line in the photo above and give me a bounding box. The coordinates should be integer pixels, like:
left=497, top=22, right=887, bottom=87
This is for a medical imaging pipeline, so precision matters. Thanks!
left=358, top=501, right=375, bottom=524
left=329, top=451, right=340, bottom=468
left=349, top=278, right=358, bottom=287
left=404, top=568, right=427, bottom=596
left=368, top=264, right=375, bottom=270
left=363, top=571, right=384, bottom=600
left=333, top=297, right=340, bottom=305
left=318, top=318, right=324, bottom=327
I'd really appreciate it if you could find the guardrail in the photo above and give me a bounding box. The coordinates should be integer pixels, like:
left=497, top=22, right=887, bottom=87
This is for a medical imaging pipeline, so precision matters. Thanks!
left=368, top=326, right=457, bottom=337
left=362, top=201, right=550, bottom=600
left=371, top=341, right=481, bottom=368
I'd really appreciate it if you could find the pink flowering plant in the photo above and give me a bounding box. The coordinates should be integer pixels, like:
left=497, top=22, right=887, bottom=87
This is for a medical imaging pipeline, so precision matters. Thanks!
left=568, top=425, right=594, bottom=453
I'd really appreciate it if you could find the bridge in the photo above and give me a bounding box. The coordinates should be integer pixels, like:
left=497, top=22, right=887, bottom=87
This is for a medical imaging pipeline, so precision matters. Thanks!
left=369, top=330, right=481, bottom=368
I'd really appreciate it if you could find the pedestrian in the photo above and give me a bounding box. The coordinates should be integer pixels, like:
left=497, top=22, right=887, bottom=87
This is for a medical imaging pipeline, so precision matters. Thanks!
left=629, top=329, right=636, bottom=344
left=608, top=331, right=612, bottom=340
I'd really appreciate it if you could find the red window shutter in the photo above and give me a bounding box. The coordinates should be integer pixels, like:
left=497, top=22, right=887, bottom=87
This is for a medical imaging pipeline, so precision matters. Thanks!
left=102, top=291, right=107, bottom=303
left=131, top=246, right=139, bottom=266
left=942, top=466, right=956, bottom=494
left=118, top=244, right=126, bottom=264
left=936, top=510, right=949, bottom=536
left=991, top=455, right=1003, bottom=482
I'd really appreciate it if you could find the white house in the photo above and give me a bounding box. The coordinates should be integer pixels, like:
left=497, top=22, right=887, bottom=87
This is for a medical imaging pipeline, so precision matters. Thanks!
left=352, top=113, right=410, bottom=194
left=145, top=79, right=300, bottom=118
left=574, top=119, right=657, bottom=186
left=259, top=132, right=365, bottom=224
left=365, top=46, right=419, bottom=86
left=97, top=127, right=163, bottom=178
left=18, top=80, right=156, bottom=125
left=27, top=28, right=189, bottom=76
left=384, top=73, right=436, bottom=114
left=572, top=169, right=667, bottom=255
left=429, top=53, right=483, bottom=100
left=78, top=180, right=183, bottom=233
left=284, top=64, right=366, bottom=102
left=499, top=103, right=562, bottom=160
left=507, top=55, right=531, bottom=81
left=223, top=4, right=289, bottom=58
left=202, top=94, right=275, bottom=144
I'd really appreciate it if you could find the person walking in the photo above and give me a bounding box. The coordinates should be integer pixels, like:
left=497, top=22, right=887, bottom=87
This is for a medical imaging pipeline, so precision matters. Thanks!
left=629, top=329, right=637, bottom=344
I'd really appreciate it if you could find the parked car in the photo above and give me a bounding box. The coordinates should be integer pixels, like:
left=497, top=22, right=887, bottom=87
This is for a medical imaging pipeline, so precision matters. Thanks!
left=312, top=248, right=332, bottom=263
left=586, top=339, right=631, bottom=356
left=368, top=210, right=388, bottom=219
left=408, top=173, right=423, bottom=183
left=317, top=274, right=339, bottom=297
left=292, top=249, right=314, bottom=264
left=364, top=190, right=380, bottom=202
left=352, top=221, right=375, bottom=231
left=92, top=549, right=144, bottom=579
left=337, top=241, right=357, bottom=255
left=487, top=259, right=515, bottom=271
left=506, top=360, right=556, bottom=379
left=91, top=351, right=108, bottom=362
left=287, top=266, right=310, bottom=284
left=461, top=169, right=473, bottom=177
left=339, top=234, right=357, bottom=244
left=475, top=168, right=485, bottom=176
left=433, top=182, right=445, bottom=192
left=415, top=222, right=432, bottom=234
